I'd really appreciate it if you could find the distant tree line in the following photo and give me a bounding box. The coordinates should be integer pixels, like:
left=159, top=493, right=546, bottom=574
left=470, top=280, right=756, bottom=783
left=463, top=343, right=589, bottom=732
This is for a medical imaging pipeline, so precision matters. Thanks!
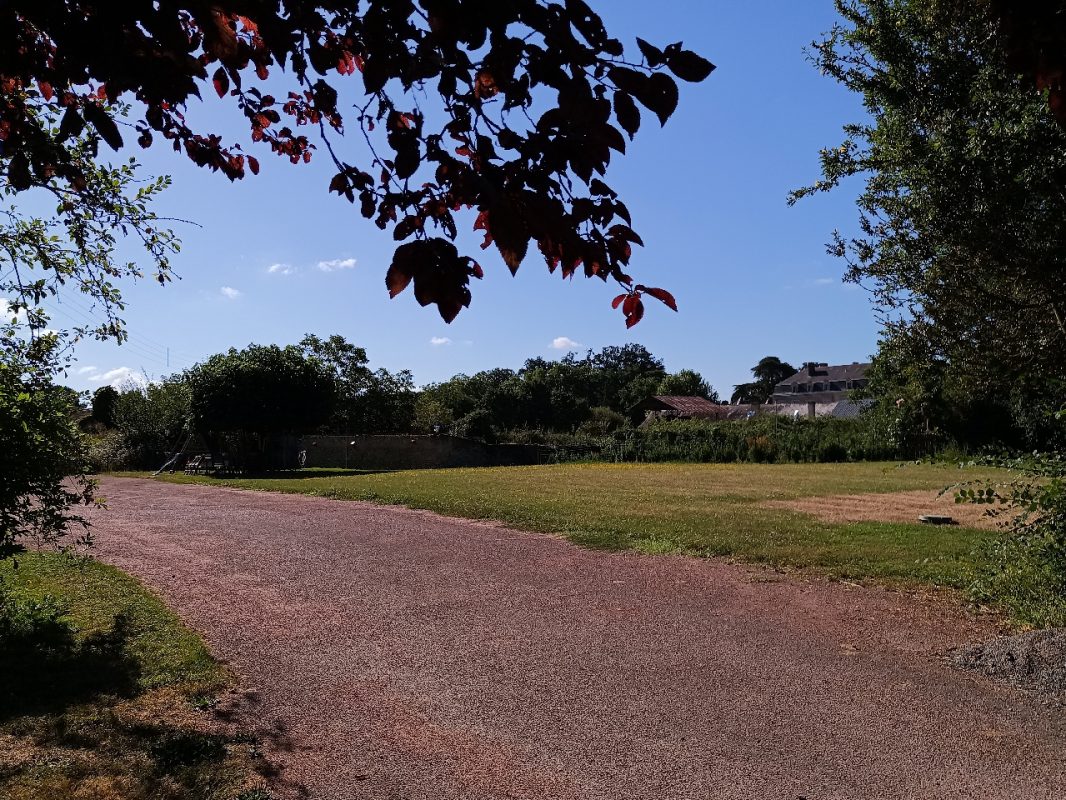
left=413, top=344, right=717, bottom=443
left=85, top=337, right=727, bottom=469
left=85, top=322, right=1066, bottom=473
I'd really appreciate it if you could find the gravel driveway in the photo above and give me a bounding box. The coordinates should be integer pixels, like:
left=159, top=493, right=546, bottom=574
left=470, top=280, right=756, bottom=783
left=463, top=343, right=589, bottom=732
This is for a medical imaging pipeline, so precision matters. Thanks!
left=89, top=477, right=1066, bottom=799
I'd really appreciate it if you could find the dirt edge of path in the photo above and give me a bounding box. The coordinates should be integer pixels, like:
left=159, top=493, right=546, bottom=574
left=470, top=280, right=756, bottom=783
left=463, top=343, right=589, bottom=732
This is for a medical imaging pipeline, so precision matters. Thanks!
left=951, top=629, right=1066, bottom=706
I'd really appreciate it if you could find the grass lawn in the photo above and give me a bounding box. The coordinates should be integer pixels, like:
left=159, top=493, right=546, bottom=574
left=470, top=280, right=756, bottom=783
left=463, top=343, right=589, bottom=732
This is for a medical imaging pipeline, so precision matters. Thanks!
left=147, top=461, right=1006, bottom=590
left=0, top=552, right=270, bottom=800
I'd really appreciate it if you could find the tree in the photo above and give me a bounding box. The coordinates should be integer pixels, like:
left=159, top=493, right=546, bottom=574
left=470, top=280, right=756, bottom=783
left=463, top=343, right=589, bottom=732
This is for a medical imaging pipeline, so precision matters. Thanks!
left=0, top=329, right=95, bottom=559
left=794, top=0, right=1066, bottom=417
left=300, top=333, right=418, bottom=433
left=0, top=102, right=178, bottom=341
left=186, top=344, right=335, bottom=467
left=859, top=321, right=952, bottom=456
left=357, top=367, right=417, bottom=433
left=656, top=369, right=718, bottom=401
left=299, top=333, right=372, bottom=432
left=0, top=102, right=175, bottom=556
left=731, top=356, right=795, bottom=404
left=586, top=343, right=666, bottom=410
left=1, top=1, right=713, bottom=325
left=111, top=377, right=193, bottom=468
left=91, top=385, right=119, bottom=427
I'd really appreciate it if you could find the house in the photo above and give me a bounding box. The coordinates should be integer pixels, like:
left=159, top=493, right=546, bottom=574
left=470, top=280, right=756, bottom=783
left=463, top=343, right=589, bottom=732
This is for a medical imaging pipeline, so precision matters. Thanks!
left=631, top=395, right=730, bottom=425
left=771, top=362, right=870, bottom=405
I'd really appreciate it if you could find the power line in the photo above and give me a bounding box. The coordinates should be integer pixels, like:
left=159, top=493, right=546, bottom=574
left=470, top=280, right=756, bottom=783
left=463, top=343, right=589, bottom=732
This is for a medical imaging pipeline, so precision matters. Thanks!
left=44, top=296, right=196, bottom=363
left=51, top=292, right=200, bottom=363
left=42, top=301, right=195, bottom=371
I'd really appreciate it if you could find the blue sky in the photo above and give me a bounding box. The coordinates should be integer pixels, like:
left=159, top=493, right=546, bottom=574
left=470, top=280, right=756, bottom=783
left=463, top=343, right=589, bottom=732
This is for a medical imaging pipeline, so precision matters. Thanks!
left=47, top=0, right=874, bottom=397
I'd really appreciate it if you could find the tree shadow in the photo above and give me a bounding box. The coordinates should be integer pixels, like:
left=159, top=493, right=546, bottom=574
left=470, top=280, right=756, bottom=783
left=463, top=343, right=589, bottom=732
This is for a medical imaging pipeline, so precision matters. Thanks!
left=0, top=610, right=141, bottom=720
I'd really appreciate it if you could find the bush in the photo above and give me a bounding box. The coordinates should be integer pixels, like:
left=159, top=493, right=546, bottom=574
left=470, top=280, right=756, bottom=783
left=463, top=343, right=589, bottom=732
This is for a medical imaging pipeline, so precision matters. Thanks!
left=962, top=453, right=1066, bottom=627
left=1, top=331, right=95, bottom=558
left=86, top=430, right=136, bottom=472
left=607, top=415, right=897, bottom=464
left=576, top=406, right=627, bottom=437
left=452, top=408, right=495, bottom=442
left=0, top=578, right=70, bottom=649
left=0, top=576, right=140, bottom=716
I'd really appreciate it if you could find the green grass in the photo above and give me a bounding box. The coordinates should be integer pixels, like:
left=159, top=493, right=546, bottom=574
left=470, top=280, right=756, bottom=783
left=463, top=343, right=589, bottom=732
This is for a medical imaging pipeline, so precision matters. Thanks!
left=148, top=461, right=1005, bottom=589
left=0, top=552, right=270, bottom=800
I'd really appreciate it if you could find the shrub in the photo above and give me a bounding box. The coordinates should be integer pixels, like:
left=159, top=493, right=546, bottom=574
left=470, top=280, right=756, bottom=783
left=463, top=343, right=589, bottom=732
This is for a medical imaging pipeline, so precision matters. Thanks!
left=86, top=430, right=136, bottom=472
left=962, top=453, right=1066, bottom=627
left=1, top=331, right=95, bottom=559
left=576, top=406, right=627, bottom=437
left=0, top=578, right=70, bottom=651
left=0, top=576, right=141, bottom=716
left=615, top=415, right=897, bottom=464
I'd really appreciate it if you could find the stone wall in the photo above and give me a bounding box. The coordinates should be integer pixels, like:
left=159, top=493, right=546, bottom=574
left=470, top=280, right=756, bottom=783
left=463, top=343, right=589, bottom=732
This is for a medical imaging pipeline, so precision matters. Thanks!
left=299, top=434, right=549, bottom=470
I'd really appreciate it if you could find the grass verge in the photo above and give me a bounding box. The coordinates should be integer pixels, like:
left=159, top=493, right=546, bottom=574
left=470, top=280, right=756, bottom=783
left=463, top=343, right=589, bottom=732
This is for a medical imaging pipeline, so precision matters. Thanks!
left=145, top=461, right=1005, bottom=590
left=0, top=551, right=271, bottom=800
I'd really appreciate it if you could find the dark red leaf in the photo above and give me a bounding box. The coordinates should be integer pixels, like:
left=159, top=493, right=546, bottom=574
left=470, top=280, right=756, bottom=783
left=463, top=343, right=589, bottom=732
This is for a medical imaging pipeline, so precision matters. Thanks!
left=643, top=286, right=677, bottom=311
left=394, top=215, right=423, bottom=240
left=386, top=242, right=420, bottom=298
left=83, top=103, right=123, bottom=150
left=7, top=153, right=31, bottom=190
left=611, top=293, right=627, bottom=309
left=57, top=106, right=84, bottom=141
left=643, top=73, right=679, bottom=126
left=329, top=172, right=347, bottom=193
left=625, top=298, right=645, bottom=328
left=213, top=67, right=230, bottom=98
left=490, top=204, right=530, bottom=274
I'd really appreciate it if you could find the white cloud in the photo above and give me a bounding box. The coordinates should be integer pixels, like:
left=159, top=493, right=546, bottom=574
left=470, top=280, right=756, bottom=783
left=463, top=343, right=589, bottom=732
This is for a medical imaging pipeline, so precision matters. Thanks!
left=317, top=257, right=357, bottom=272
left=551, top=336, right=581, bottom=351
left=812, top=277, right=835, bottom=286
left=76, top=365, right=98, bottom=375
left=220, top=286, right=242, bottom=299
left=430, top=336, right=452, bottom=347
left=267, top=263, right=294, bottom=275
left=86, top=366, right=148, bottom=389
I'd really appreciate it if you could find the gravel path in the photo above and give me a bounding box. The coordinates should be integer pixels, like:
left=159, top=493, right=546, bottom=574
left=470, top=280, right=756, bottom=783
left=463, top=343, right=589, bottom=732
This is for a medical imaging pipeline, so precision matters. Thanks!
left=90, top=477, right=1066, bottom=800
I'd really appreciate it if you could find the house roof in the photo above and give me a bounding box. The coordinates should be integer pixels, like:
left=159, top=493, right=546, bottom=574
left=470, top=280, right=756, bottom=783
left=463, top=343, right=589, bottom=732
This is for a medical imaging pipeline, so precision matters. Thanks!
left=643, top=398, right=720, bottom=416
left=635, top=395, right=723, bottom=415
left=777, top=362, right=870, bottom=386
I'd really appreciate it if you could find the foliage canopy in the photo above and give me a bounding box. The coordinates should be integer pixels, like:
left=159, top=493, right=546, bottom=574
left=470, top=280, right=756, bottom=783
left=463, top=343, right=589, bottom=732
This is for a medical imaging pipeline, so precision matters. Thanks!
left=0, top=1, right=713, bottom=324
left=795, top=0, right=1066, bottom=400
left=186, top=343, right=336, bottom=437
left=0, top=331, right=95, bottom=559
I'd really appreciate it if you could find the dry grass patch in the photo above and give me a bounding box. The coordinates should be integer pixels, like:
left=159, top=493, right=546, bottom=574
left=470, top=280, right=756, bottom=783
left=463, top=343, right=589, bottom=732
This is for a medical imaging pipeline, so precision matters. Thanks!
left=763, top=489, right=1007, bottom=529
